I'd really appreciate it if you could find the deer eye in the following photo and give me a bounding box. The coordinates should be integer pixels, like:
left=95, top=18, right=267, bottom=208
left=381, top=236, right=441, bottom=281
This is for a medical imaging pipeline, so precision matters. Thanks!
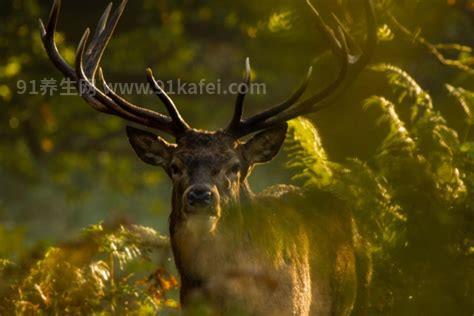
left=170, top=163, right=182, bottom=177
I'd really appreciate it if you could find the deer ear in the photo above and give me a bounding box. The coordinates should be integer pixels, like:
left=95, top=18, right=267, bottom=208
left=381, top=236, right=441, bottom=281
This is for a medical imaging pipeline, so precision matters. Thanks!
left=126, top=126, right=174, bottom=167
left=242, top=123, right=288, bottom=165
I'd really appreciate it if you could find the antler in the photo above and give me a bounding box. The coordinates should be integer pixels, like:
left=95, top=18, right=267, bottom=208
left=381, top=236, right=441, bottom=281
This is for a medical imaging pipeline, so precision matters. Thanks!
left=39, top=0, right=189, bottom=137
left=225, top=0, right=377, bottom=138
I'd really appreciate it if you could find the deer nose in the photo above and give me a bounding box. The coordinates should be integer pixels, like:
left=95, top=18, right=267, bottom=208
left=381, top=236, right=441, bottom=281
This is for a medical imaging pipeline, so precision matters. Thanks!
left=187, top=186, right=214, bottom=207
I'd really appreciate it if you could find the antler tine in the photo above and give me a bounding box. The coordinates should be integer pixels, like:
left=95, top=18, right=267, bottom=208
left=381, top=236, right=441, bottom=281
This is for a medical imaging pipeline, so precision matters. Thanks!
left=40, top=0, right=187, bottom=136
left=39, top=0, right=76, bottom=81
left=242, top=66, right=313, bottom=128
left=92, top=2, right=113, bottom=41
left=226, top=62, right=313, bottom=138
left=83, top=2, right=113, bottom=78
left=98, top=68, right=185, bottom=131
left=74, top=30, right=164, bottom=128
left=225, top=58, right=252, bottom=133
left=287, top=24, right=350, bottom=110
left=84, top=0, right=128, bottom=79
left=305, top=0, right=345, bottom=59
left=39, top=0, right=113, bottom=113
left=146, top=68, right=190, bottom=134
left=270, top=0, right=376, bottom=122
left=227, top=0, right=349, bottom=138
left=76, top=30, right=181, bottom=134
left=231, top=0, right=376, bottom=138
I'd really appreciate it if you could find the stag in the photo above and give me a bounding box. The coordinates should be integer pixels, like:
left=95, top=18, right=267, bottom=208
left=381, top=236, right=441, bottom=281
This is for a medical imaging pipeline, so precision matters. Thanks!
left=40, top=0, right=376, bottom=314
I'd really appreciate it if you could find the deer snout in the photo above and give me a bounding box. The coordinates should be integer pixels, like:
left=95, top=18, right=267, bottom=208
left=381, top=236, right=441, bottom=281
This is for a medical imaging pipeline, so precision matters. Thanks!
left=188, top=187, right=213, bottom=206
left=184, top=185, right=218, bottom=215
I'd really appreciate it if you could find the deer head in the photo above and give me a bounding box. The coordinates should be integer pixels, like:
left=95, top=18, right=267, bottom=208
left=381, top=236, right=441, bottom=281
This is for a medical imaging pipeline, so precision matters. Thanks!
left=40, top=0, right=376, bottom=232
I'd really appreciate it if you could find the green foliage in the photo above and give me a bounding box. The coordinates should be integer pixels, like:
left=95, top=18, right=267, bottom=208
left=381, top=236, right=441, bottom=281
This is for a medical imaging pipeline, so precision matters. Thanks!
left=0, top=223, right=178, bottom=315
left=372, top=64, right=433, bottom=109
left=286, top=118, right=406, bottom=252
left=285, top=118, right=334, bottom=188
left=446, top=84, right=474, bottom=126
left=285, top=65, right=473, bottom=315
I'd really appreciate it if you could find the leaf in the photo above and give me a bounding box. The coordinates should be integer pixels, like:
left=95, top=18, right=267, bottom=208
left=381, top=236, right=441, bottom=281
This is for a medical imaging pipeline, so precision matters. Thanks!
left=285, top=118, right=334, bottom=188
left=378, top=24, right=395, bottom=41
left=268, top=11, right=292, bottom=32
left=460, top=142, right=474, bottom=159
left=446, top=84, right=474, bottom=125
left=371, top=63, right=433, bottom=122
left=363, top=96, right=417, bottom=157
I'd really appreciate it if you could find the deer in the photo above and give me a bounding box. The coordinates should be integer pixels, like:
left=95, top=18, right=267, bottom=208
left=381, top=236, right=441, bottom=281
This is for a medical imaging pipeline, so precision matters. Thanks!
left=40, top=0, right=376, bottom=315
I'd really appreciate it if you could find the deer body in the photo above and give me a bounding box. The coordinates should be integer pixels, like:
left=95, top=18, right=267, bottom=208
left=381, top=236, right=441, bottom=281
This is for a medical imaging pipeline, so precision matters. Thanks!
left=131, top=130, right=363, bottom=315
left=40, top=0, right=376, bottom=314
left=171, top=182, right=313, bottom=315
left=170, top=181, right=361, bottom=316
left=171, top=190, right=313, bottom=315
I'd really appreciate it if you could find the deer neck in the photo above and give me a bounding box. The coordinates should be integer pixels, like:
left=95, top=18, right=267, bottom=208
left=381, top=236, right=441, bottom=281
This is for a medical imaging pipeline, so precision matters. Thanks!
left=168, top=180, right=255, bottom=282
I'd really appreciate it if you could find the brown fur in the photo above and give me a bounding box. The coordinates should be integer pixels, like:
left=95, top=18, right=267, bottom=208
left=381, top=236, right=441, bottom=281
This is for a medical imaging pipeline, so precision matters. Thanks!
left=127, top=127, right=370, bottom=315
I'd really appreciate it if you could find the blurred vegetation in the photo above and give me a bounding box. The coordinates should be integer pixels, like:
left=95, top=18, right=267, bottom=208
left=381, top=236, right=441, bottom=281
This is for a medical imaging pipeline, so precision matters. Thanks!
left=0, top=0, right=473, bottom=314
left=0, top=222, right=179, bottom=314
left=286, top=62, right=473, bottom=313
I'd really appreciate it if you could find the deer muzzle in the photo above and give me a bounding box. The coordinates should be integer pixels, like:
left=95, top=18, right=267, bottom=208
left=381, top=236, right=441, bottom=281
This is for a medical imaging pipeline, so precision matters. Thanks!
left=183, top=184, right=220, bottom=217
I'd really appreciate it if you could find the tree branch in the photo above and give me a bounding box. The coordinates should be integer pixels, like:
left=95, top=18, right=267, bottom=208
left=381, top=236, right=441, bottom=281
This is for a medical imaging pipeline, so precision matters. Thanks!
left=387, top=12, right=474, bottom=75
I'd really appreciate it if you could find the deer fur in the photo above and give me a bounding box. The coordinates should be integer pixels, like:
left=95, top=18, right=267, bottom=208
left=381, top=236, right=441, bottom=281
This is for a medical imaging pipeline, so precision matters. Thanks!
left=127, top=126, right=371, bottom=315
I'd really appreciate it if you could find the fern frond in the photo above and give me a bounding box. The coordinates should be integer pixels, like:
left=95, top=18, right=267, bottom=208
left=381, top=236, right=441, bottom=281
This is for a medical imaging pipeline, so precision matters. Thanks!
left=363, top=96, right=417, bottom=158
left=284, top=117, right=405, bottom=251
left=337, top=159, right=406, bottom=251
left=11, top=224, right=174, bottom=315
left=285, top=118, right=335, bottom=188
left=83, top=223, right=169, bottom=270
left=370, top=66, right=466, bottom=199
left=446, top=84, right=474, bottom=126
left=372, top=63, right=433, bottom=112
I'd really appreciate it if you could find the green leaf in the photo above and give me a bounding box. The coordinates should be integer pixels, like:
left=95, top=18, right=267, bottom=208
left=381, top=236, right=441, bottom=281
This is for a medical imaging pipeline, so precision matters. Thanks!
left=446, top=84, right=474, bottom=125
